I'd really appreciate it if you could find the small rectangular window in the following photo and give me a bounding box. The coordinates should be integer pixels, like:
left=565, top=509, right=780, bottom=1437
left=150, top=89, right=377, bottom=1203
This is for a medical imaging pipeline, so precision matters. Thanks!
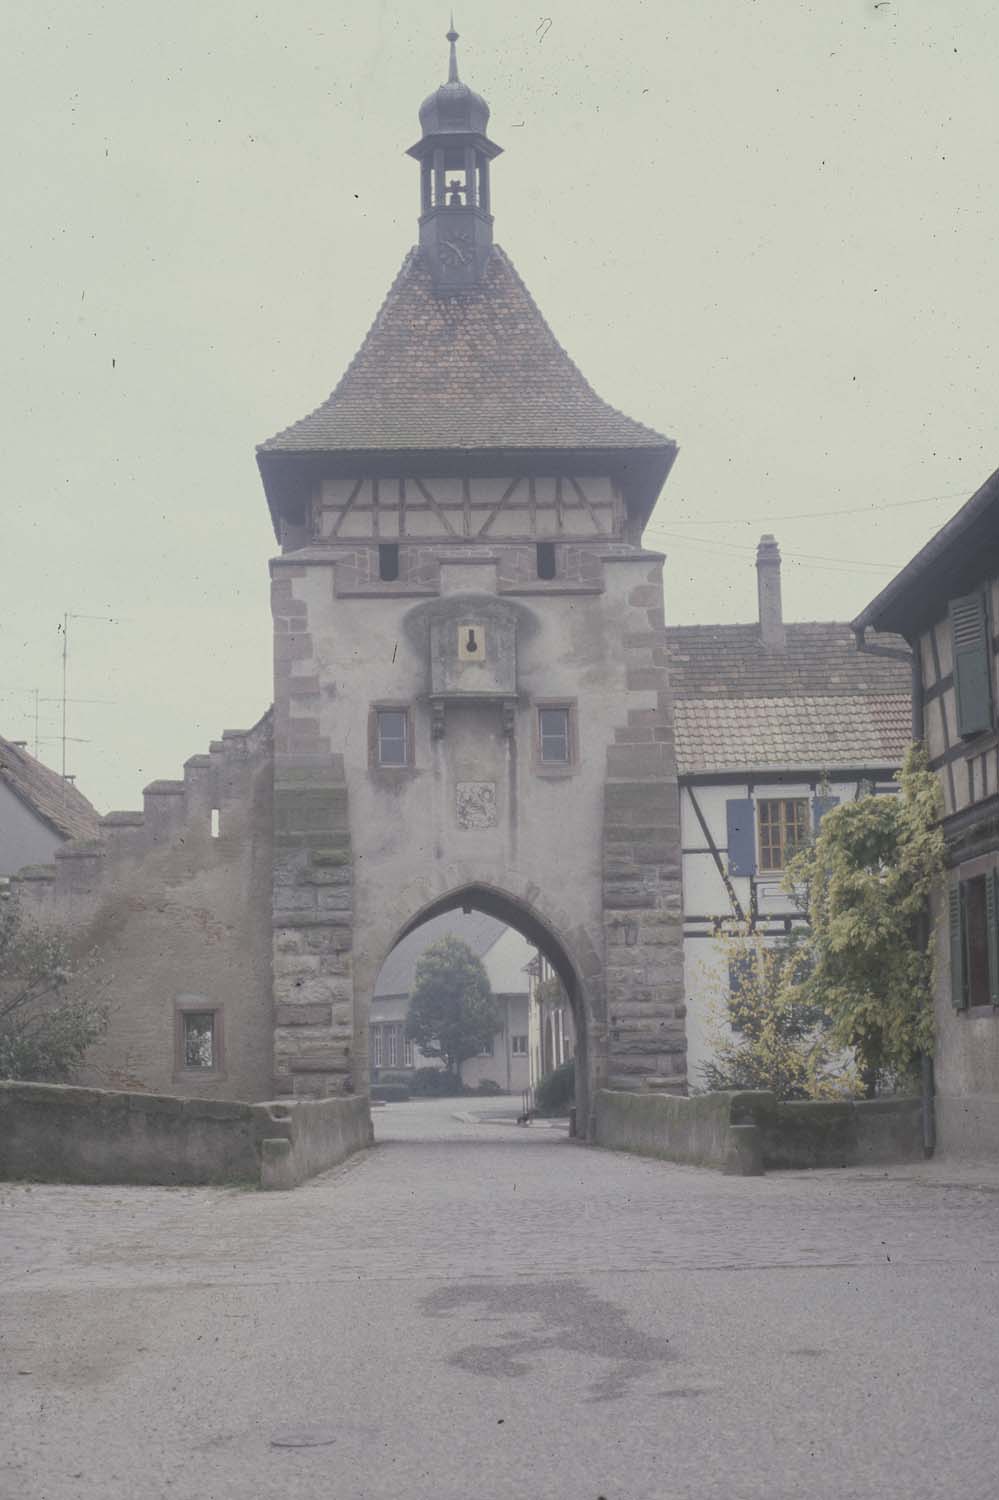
left=478, top=1036, right=495, bottom=1057
left=379, top=543, right=400, bottom=582
left=757, top=798, right=809, bottom=872
left=181, top=1011, right=217, bottom=1069
left=371, top=1024, right=384, bottom=1069
left=403, top=1035, right=414, bottom=1068
left=210, top=808, right=220, bottom=839
left=512, top=1034, right=528, bottom=1056
left=536, top=541, right=557, bottom=580
left=539, top=707, right=570, bottom=764
left=377, top=709, right=409, bottom=766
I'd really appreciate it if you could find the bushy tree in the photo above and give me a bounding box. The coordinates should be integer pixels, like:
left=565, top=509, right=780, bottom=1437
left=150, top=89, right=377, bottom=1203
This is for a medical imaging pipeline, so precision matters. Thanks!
left=700, top=932, right=858, bottom=1101
left=405, top=935, right=499, bottom=1078
left=0, top=897, right=109, bottom=1081
left=787, top=744, right=944, bottom=1093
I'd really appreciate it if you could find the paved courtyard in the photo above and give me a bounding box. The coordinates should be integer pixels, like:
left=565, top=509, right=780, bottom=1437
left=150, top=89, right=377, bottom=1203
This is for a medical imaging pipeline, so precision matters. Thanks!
left=3, top=1097, right=999, bottom=1500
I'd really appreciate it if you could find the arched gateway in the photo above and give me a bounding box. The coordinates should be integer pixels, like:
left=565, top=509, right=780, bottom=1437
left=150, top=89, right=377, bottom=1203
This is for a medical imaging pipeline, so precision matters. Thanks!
left=258, top=30, right=687, bottom=1135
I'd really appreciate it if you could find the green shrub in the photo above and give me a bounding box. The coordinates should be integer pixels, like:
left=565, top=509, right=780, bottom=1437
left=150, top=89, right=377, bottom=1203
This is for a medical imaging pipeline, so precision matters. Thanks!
left=409, top=1066, right=468, bottom=1097
left=473, top=1078, right=504, bottom=1095
left=535, top=1059, right=574, bottom=1115
left=376, top=1071, right=413, bottom=1088
left=370, top=1083, right=410, bottom=1102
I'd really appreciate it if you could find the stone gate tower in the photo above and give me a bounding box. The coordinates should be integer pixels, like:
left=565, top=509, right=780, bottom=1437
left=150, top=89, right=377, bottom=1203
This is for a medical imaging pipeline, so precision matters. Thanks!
left=257, top=30, right=686, bottom=1134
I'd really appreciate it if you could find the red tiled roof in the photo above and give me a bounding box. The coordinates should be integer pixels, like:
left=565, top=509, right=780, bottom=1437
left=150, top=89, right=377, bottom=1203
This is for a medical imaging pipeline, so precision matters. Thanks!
left=665, top=622, right=912, bottom=775
left=259, top=246, right=673, bottom=456
left=0, top=737, right=101, bottom=843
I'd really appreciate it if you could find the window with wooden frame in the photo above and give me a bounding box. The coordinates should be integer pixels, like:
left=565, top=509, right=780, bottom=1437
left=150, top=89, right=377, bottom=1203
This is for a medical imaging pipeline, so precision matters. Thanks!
left=175, top=1001, right=223, bottom=1076
left=757, top=798, right=809, bottom=872
left=949, top=591, right=993, bottom=738
left=370, top=705, right=413, bottom=768
left=949, top=871, right=999, bottom=1012
left=536, top=704, right=575, bottom=767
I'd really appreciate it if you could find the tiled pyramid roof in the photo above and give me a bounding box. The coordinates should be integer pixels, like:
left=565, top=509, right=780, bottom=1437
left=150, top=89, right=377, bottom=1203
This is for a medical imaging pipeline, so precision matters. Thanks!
left=665, top=622, right=912, bottom=776
left=259, top=245, right=672, bottom=456
left=0, top=736, right=101, bottom=844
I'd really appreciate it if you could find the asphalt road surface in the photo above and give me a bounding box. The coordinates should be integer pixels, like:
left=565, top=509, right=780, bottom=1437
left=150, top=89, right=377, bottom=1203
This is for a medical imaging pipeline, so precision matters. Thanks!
left=3, top=1096, right=999, bottom=1500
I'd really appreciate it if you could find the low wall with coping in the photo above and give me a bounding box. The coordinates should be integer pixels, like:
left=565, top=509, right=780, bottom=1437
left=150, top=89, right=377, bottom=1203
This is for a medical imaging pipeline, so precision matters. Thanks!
left=0, top=1081, right=373, bottom=1189
left=594, top=1089, right=924, bottom=1174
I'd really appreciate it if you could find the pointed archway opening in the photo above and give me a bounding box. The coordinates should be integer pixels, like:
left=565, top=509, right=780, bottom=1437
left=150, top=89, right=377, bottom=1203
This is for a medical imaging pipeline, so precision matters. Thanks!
left=372, top=882, right=591, bottom=1138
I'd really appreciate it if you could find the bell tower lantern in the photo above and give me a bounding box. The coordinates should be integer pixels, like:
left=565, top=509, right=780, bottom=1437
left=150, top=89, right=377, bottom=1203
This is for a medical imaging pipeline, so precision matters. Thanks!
left=406, top=23, right=502, bottom=292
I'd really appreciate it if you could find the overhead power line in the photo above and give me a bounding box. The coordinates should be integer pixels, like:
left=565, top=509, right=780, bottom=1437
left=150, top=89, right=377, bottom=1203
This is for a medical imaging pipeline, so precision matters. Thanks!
left=660, top=488, right=968, bottom=527
left=646, top=526, right=902, bottom=573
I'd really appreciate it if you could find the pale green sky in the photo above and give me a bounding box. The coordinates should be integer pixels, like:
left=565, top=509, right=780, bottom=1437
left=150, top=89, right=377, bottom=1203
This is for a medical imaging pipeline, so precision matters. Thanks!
left=2, top=0, right=998, bottom=811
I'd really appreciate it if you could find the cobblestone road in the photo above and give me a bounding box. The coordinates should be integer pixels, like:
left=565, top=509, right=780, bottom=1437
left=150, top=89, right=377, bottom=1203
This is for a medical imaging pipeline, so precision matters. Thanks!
left=3, top=1098, right=999, bottom=1500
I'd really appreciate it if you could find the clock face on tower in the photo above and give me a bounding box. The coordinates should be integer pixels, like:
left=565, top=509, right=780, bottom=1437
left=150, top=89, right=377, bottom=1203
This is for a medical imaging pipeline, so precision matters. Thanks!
left=439, top=232, right=474, bottom=271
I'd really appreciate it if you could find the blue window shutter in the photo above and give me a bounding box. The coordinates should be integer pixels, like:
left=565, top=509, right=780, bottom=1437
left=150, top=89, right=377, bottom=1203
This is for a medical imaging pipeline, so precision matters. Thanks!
left=813, top=795, right=840, bottom=832
left=950, top=593, right=993, bottom=737
left=726, top=798, right=755, bottom=876
left=949, top=884, right=968, bottom=1010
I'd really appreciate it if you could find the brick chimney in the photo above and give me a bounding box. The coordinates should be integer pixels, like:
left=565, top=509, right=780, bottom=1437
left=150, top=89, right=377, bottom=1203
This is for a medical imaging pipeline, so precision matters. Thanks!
left=756, top=534, right=785, bottom=649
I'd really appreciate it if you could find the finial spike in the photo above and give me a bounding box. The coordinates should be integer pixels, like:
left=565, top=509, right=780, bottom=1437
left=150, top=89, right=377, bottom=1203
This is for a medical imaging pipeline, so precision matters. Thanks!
left=447, top=17, right=460, bottom=83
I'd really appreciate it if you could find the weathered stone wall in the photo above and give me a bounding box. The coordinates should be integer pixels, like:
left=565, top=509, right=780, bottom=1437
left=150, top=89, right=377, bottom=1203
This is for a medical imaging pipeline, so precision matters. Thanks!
left=0, top=1080, right=371, bottom=1188
left=595, top=1088, right=924, bottom=1173
left=602, top=556, right=685, bottom=1094
left=11, top=715, right=275, bottom=1102
left=270, top=513, right=688, bottom=1132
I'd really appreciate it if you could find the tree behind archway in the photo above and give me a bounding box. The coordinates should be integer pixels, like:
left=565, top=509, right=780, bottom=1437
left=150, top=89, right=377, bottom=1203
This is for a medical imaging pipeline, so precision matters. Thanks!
left=404, top=935, right=500, bottom=1078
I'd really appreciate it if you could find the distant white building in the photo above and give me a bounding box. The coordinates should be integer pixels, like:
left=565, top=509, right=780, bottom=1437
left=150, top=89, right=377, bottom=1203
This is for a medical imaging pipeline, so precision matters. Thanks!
left=666, top=538, right=912, bottom=1088
left=370, top=910, right=534, bottom=1092
left=0, top=736, right=100, bottom=881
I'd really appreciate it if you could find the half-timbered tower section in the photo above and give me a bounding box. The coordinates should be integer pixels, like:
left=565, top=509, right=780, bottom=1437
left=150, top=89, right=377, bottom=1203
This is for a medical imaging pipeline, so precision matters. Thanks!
left=670, top=537, right=911, bottom=1084
left=854, top=462, right=999, bottom=1153
left=255, top=30, right=685, bottom=1131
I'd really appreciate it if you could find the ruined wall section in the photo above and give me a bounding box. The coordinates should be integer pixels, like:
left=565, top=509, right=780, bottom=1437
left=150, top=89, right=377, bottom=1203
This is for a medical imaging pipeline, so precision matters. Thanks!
left=10, top=715, right=275, bottom=1103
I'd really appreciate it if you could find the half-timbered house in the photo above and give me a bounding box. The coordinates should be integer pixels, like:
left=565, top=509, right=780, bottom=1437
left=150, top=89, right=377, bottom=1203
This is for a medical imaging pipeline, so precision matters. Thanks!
left=668, top=537, right=912, bottom=1086
left=853, top=462, right=999, bottom=1152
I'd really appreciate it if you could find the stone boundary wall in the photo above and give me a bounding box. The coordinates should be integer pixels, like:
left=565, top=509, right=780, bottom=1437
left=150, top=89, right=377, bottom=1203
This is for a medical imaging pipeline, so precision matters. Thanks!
left=594, top=1089, right=924, bottom=1174
left=11, top=713, right=273, bottom=932
left=0, top=1081, right=372, bottom=1190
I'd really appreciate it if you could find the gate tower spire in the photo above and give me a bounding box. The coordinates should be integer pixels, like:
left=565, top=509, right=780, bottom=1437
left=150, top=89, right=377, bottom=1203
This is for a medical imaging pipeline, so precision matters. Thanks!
left=406, top=23, right=503, bottom=292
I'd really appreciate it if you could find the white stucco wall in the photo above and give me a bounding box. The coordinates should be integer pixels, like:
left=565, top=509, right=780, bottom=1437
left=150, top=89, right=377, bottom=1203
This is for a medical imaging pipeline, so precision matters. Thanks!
left=0, top=781, right=63, bottom=877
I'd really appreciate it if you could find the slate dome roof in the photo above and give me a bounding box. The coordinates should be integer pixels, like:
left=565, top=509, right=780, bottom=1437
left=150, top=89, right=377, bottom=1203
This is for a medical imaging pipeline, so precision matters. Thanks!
left=417, top=26, right=490, bottom=137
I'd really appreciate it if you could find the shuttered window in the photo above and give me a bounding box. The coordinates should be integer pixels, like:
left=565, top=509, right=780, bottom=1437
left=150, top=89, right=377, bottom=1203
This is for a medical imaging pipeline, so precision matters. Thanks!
left=726, top=798, right=755, bottom=876
left=950, top=873, right=999, bottom=1010
left=950, top=592, right=993, bottom=737
left=813, top=795, right=841, bottom=832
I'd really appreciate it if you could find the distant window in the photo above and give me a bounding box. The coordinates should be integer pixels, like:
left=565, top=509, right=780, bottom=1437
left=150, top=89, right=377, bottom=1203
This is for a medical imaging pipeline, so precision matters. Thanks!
left=757, top=798, right=809, bottom=872
left=539, top=707, right=571, bottom=765
left=175, top=1006, right=222, bottom=1074
left=377, top=709, right=409, bottom=767
left=478, top=1036, right=495, bottom=1057
left=371, top=1024, right=384, bottom=1069
left=536, top=542, right=557, bottom=580
left=210, top=808, right=220, bottom=840
left=512, top=1034, right=528, bottom=1056
left=379, top=543, right=400, bottom=582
